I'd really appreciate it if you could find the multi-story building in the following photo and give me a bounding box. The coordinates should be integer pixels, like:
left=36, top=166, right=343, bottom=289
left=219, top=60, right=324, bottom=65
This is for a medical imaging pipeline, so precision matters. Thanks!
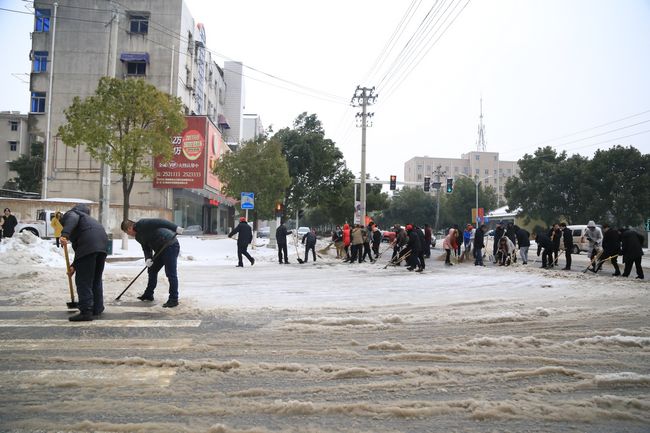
left=242, top=113, right=264, bottom=143
left=28, top=0, right=242, bottom=232
left=0, top=112, right=29, bottom=189
left=403, top=152, right=519, bottom=204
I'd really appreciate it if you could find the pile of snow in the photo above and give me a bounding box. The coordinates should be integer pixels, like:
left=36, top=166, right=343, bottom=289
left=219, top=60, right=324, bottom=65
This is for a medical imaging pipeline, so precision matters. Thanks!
left=0, top=231, right=65, bottom=266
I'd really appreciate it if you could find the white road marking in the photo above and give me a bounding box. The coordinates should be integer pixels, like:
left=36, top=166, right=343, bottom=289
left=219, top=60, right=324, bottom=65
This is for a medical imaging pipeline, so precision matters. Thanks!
left=0, top=305, right=162, bottom=313
left=0, top=338, right=193, bottom=350
left=0, top=319, right=201, bottom=327
left=0, top=368, right=176, bottom=387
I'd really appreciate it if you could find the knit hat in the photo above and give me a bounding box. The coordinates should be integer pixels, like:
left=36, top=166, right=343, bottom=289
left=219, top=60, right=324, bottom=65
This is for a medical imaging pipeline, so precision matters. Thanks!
left=239, top=217, right=247, bottom=222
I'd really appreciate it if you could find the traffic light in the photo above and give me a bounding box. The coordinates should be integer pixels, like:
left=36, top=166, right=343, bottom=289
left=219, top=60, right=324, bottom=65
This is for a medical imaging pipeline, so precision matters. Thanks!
left=275, top=202, right=283, bottom=217
left=423, top=176, right=431, bottom=192
left=389, top=175, right=396, bottom=190
left=446, top=178, right=453, bottom=193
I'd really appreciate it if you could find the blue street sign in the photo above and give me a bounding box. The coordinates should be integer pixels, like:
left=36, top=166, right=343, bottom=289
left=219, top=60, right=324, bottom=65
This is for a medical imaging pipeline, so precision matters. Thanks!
left=241, top=192, right=254, bottom=210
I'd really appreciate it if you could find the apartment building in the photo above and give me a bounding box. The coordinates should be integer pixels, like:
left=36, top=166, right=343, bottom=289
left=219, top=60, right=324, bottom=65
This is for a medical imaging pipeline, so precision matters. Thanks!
left=403, top=151, right=519, bottom=204
left=28, top=0, right=242, bottom=232
left=0, top=112, right=30, bottom=189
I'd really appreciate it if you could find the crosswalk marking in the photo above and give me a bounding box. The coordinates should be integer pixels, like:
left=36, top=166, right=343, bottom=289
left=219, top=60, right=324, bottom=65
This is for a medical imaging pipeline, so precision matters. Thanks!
left=0, top=368, right=176, bottom=387
left=0, top=319, right=201, bottom=327
left=0, top=305, right=162, bottom=313
left=0, top=338, right=193, bottom=350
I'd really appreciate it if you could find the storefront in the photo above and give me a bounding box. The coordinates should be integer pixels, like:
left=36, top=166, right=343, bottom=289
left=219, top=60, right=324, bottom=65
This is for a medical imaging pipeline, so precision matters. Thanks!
left=172, top=189, right=234, bottom=234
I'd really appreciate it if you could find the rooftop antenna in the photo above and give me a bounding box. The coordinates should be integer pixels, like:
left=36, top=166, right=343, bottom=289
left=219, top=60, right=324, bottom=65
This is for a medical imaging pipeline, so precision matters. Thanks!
left=476, top=96, right=487, bottom=152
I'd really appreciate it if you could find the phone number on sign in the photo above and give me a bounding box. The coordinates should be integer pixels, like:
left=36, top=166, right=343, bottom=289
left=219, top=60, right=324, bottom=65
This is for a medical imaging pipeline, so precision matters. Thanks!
left=158, top=171, right=202, bottom=178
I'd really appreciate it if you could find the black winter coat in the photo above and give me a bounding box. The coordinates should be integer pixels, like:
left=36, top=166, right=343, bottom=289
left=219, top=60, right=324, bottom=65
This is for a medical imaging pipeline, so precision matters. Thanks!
left=474, top=229, right=485, bottom=249
left=406, top=229, right=422, bottom=253
left=536, top=232, right=552, bottom=255
left=561, top=227, right=574, bottom=249
left=549, top=228, right=562, bottom=250
left=134, top=218, right=179, bottom=260
left=302, top=231, right=317, bottom=246
left=60, top=204, right=108, bottom=264
left=415, top=227, right=426, bottom=253
left=371, top=229, right=382, bottom=246
left=505, top=225, right=517, bottom=244
left=620, top=229, right=644, bottom=262
left=276, top=224, right=291, bottom=244
left=602, top=229, right=621, bottom=257
left=229, top=221, right=253, bottom=246
left=2, top=214, right=17, bottom=237
left=516, top=228, right=530, bottom=248
left=493, top=226, right=504, bottom=253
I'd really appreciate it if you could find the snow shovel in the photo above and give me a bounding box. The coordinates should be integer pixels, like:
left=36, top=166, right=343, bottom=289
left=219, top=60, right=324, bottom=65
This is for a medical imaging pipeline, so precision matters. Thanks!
left=62, top=243, right=78, bottom=309
left=582, top=250, right=604, bottom=273
left=383, top=250, right=411, bottom=269
left=293, top=237, right=304, bottom=264
left=115, top=234, right=178, bottom=300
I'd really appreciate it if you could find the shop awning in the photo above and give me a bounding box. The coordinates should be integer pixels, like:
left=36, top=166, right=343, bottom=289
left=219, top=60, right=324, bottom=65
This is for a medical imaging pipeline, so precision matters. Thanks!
left=120, top=52, right=149, bottom=63
left=217, top=113, right=230, bottom=129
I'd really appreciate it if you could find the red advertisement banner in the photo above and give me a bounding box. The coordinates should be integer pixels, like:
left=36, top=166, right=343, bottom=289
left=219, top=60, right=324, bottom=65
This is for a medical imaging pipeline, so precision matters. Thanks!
left=154, top=117, right=206, bottom=189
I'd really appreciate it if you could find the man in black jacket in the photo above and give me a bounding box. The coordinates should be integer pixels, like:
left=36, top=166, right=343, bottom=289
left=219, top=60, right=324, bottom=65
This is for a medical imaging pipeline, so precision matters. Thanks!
left=620, top=228, right=644, bottom=279
left=534, top=230, right=554, bottom=269
left=492, top=222, right=504, bottom=263
left=404, top=224, right=422, bottom=272
left=121, top=218, right=183, bottom=308
left=2, top=208, right=18, bottom=238
left=302, top=227, right=317, bottom=263
left=514, top=225, right=530, bottom=264
left=275, top=221, right=291, bottom=264
left=228, top=217, right=255, bottom=267
left=597, top=224, right=621, bottom=275
left=549, top=223, right=562, bottom=266
left=558, top=222, right=574, bottom=270
left=474, top=224, right=487, bottom=266
left=61, top=204, right=108, bottom=321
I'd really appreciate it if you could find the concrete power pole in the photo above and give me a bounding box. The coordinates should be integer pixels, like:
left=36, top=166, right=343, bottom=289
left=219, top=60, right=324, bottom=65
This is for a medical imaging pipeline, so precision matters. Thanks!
left=350, top=86, right=377, bottom=225
left=99, top=2, right=118, bottom=231
left=433, top=165, right=446, bottom=231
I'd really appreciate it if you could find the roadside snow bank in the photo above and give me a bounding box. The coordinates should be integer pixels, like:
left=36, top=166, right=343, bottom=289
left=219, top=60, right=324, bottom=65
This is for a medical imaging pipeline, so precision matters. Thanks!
left=0, top=231, right=64, bottom=266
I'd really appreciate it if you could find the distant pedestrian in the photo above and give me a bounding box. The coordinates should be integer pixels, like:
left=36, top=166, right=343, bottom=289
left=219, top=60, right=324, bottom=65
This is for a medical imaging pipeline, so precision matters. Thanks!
left=349, top=224, right=364, bottom=263
left=2, top=208, right=18, bottom=238
left=342, top=223, right=351, bottom=261
left=61, top=204, right=108, bottom=321
left=302, top=227, right=317, bottom=263
left=549, top=223, right=562, bottom=265
left=598, top=224, right=621, bottom=275
left=559, top=222, right=573, bottom=270
left=276, top=221, right=291, bottom=264
left=50, top=211, right=63, bottom=247
left=361, top=223, right=374, bottom=263
left=443, top=228, right=457, bottom=266
left=534, top=231, right=554, bottom=269
left=371, top=224, right=382, bottom=258
left=619, top=228, right=644, bottom=279
left=423, top=224, right=432, bottom=258
left=405, top=224, right=423, bottom=271
left=474, top=224, right=487, bottom=266
left=228, top=217, right=255, bottom=267
left=122, top=218, right=183, bottom=308
left=514, top=225, right=530, bottom=265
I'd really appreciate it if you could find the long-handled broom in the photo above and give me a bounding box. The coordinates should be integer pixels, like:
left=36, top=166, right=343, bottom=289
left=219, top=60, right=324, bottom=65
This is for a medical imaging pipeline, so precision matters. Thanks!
left=62, top=243, right=78, bottom=309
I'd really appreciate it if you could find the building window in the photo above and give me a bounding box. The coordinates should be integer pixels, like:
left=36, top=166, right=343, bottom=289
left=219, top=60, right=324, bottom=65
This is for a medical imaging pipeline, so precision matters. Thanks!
left=35, top=9, right=51, bottom=32
left=126, top=62, right=146, bottom=76
left=9, top=141, right=18, bottom=151
left=475, top=154, right=480, bottom=160
left=454, top=166, right=459, bottom=172
left=475, top=169, right=479, bottom=175
left=463, top=167, right=468, bottom=174
left=129, top=14, right=149, bottom=34
left=417, top=174, right=422, bottom=181
left=507, top=168, right=512, bottom=175
left=417, top=165, right=422, bottom=172
left=10, top=121, right=18, bottom=131
left=485, top=169, right=489, bottom=175
left=31, top=92, right=46, bottom=113
left=494, top=155, right=497, bottom=161
left=33, top=51, right=48, bottom=72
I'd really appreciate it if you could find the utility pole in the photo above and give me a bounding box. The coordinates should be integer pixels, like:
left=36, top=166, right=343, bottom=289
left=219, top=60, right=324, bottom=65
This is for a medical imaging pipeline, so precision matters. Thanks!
left=99, top=2, right=118, bottom=232
left=432, top=165, right=446, bottom=231
left=350, top=86, right=377, bottom=225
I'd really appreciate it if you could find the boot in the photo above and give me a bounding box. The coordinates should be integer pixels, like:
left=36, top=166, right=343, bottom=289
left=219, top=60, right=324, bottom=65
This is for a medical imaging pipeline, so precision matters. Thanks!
left=137, top=293, right=154, bottom=301
left=69, top=311, right=93, bottom=322
left=163, top=299, right=178, bottom=308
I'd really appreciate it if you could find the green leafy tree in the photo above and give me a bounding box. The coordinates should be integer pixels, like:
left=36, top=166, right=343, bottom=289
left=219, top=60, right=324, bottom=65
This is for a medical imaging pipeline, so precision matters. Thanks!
left=58, top=77, right=185, bottom=221
left=440, top=177, right=497, bottom=227
left=584, top=145, right=650, bottom=226
left=273, top=112, right=353, bottom=215
left=6, top=142, right=43, bottom=193
left=214, top=137, right=291, bottom=221
left=379, top=187, right=435, bottom=227
left=311, top=177, right=389, bottom=226
left=505, top=146, right=575, bottom=225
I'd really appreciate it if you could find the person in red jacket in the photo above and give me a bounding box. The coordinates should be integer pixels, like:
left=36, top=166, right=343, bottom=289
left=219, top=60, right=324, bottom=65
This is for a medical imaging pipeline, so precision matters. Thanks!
left=342, top=223, right=351, bottom=261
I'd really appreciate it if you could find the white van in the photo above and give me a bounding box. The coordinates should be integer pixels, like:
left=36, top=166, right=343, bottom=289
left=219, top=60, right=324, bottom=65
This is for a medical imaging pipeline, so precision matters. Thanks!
left=567, top=224, right=601, bottom=254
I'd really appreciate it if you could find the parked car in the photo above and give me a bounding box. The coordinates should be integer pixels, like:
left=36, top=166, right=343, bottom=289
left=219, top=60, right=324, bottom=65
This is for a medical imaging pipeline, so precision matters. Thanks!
left=297, top=226, right=310, bottom=237
left=257, top=226, right=270, bottom=238
left=181, top=225, right=203, bottom=236
left=567, top=224, right=601, bottom=254
left=14, top=209, right=57, bottom=238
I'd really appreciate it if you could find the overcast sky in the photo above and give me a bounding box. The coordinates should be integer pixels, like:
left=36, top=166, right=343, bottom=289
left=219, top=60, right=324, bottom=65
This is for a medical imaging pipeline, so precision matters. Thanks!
left=2, top=0, right=649, bottom=185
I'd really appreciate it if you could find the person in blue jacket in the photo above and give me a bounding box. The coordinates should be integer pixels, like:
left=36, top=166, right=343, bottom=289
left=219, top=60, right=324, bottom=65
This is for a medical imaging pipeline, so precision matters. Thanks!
left=121, top=218, right=183, bottom=308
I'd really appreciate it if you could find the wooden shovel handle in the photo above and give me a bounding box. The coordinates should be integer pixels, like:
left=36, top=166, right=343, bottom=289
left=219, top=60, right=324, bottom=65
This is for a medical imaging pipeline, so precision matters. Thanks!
left=62, top=243, right=75, bottom=302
